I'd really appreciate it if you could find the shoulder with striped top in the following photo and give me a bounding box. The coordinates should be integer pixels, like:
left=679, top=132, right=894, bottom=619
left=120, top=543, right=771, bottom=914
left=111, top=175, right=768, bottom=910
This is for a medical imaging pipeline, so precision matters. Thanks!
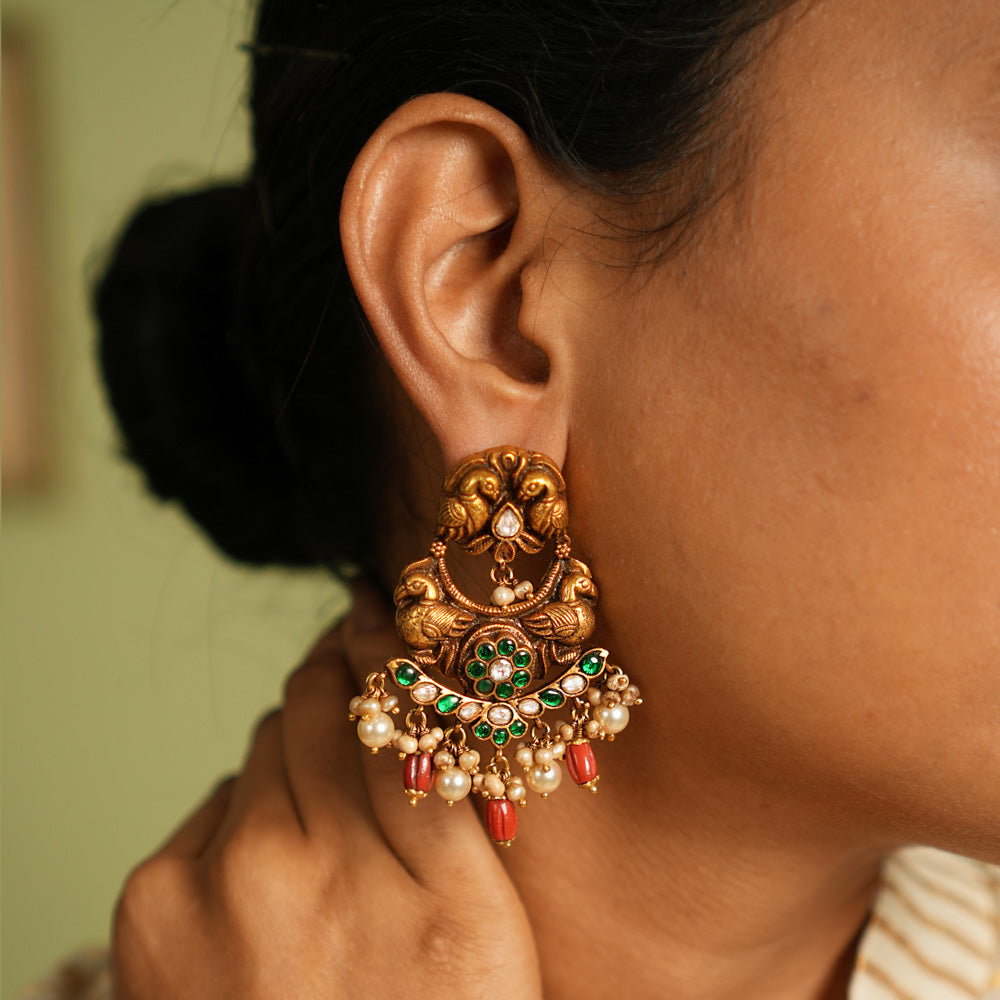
left=852, top=847, right=1000, bottom=1000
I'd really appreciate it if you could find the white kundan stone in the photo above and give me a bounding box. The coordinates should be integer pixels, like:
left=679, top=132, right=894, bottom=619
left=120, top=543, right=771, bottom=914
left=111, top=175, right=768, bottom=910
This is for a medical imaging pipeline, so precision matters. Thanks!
left=494, top=507, right=522, bottom=538
left=489, top=658, right=514, bottom=683
left=487, top=704, right=514, bottom=726
left=411, top=682, right=439, bottom=704
left=457, top=702, right=481, bottom=722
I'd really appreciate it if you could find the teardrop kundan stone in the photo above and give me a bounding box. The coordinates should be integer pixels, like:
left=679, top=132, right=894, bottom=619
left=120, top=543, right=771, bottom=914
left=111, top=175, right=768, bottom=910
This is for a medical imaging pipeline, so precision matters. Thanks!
left=486, top=798, right=518, bottom=846
left=565, top=741, right=599, bottom=789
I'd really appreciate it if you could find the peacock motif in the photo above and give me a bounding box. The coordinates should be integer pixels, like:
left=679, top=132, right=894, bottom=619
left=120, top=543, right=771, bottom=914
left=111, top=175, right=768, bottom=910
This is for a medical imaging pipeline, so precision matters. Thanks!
left=518, top=464, right=569, bottom=541
left=350, top=446, right=642, bottom=848
left=521, top=560, right=597, bottom=662
left=393, top=558, right=476, bottom=669
left=437, top=464, right=502, bottom=549
left=434, top=448, right=568, bottom=554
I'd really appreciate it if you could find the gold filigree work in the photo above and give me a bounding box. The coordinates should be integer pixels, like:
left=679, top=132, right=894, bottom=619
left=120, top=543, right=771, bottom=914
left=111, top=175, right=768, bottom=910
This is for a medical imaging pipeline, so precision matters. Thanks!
left=394, top=448, right=592, bottom=678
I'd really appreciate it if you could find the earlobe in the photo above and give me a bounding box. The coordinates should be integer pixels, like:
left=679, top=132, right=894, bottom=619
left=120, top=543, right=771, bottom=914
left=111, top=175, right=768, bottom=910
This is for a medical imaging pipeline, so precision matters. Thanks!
left=340, top=94, right=569, bottom=469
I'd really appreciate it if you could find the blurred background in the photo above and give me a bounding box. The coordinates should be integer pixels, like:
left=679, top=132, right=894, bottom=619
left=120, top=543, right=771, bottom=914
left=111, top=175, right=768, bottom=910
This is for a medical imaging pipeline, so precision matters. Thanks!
left=1, top=2, right=342, bottom=994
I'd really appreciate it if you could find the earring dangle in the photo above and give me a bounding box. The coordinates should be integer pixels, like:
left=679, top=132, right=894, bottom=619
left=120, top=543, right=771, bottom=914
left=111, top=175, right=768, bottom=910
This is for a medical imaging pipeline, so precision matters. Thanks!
left=347, top=446, right=642, bottom=846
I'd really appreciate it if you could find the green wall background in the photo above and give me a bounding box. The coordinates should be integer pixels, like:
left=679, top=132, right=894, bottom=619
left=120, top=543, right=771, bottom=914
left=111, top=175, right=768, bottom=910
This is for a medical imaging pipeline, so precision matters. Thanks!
left=1, top=2, right=342, bottom=994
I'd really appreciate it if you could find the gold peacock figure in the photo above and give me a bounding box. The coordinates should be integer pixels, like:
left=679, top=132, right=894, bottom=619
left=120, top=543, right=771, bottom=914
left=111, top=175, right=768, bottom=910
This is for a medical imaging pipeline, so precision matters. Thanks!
left=522, top=559, right=598, bottom=665
left=393, top=558, right=475, bottom=670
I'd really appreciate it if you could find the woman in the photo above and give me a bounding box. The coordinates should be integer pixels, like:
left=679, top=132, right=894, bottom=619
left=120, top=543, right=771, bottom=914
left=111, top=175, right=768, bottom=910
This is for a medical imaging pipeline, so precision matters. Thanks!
left=58, top=0, right=1000, bottom=997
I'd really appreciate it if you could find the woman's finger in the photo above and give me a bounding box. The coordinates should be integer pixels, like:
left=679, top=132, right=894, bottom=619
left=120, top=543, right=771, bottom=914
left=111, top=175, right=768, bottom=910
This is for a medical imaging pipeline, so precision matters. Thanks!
left=156, top=775, right=236, bottom=858
left=341, top=581, right=502, bottom=882
left=279, top=640, right=383, bottom=841
left=208, top=709, right=304, bottom=849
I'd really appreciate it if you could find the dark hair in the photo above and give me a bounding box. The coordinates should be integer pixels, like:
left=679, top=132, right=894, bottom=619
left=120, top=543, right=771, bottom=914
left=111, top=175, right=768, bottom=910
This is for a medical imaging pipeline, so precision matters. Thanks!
left=95, top=0, right=792, bottom=573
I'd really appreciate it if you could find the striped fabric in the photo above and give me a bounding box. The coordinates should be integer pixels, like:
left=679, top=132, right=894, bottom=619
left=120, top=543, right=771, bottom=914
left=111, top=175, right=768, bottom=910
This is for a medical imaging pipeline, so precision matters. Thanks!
left=852, top=847, right=1000, bottom=1000
left=17, top=848, right=1000, bottom=999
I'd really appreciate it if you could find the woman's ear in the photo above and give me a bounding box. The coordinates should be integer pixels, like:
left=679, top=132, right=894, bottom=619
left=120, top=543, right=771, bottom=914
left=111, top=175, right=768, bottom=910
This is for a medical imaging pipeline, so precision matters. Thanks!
left=340, top=93, right=572, bottom=469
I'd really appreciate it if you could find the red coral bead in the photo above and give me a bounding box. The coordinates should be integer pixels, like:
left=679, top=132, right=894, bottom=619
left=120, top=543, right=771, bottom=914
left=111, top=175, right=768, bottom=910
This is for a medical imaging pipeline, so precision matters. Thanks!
left=486, top=798, right=518, bottom=846
left=403, top=753, right=435, bottom=796
left=565, top=741, right=599, bottom=785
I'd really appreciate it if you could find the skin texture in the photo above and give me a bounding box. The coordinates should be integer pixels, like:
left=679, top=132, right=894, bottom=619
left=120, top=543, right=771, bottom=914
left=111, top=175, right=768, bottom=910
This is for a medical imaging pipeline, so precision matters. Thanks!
left=112, top=2, right=1000, bottom=998
left=112, top=594, right=543, bottom=999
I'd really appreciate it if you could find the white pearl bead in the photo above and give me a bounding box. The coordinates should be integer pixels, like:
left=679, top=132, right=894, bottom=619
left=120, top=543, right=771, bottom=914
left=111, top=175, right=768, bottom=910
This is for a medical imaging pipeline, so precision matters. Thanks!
left=359, top=697, right=381, bottom=719
left=436, top=767, right=472, bottom=802
left=552, top=740, right=565, bottom=758
left=418, top=733, right=438, bottom=753
left=507, top=784, right=527, bottom=803
left=515, top=746, right=534, bottom=768
left=380, top=694, right=399, bottom=712
left=483, top=774, right=505, bottom=799
left=473, top=773, right=486, bottom=790
left=357, top=711, right=395, bottom=748
left=586, top=689, right=603, bottom=706
left=433, top=750, right=455, bottom=769
left=535, top=746, right=554, bottom=765
left=559, top=724, right=575, bottom=742
left=491, top=585, right=516, bottom=607
left=430, top=727, right=445, bottom=742
left=526, top=762, right=562, bottom=796
left=596, top=703, right=630, bottom=734
left=585, top=719, right=602, bottom=738
left=349, top=695, right=365, bottom=717
left=398, top=734, right=419, bottom=755
left=513, top=581, right=534, bottom=600
left=458, top=750, right=480, bottom=772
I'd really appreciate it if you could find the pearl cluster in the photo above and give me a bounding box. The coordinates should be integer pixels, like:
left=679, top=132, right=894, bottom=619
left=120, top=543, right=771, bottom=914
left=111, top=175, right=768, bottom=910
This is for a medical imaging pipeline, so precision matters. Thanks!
left=514, top=738, right=566, bottom=798
left=391, top=724, right=445, bottom=757
left=490, top=578, right=534, bottom=608
left=348, top=660, right=642, bottom=845
left=427, top=743, right=481, bottom=805
left=578, top=670, right=640, bottom=741
left=472, top=768, right=526, bottom=805
left=348, top=693, right=400, bottom=751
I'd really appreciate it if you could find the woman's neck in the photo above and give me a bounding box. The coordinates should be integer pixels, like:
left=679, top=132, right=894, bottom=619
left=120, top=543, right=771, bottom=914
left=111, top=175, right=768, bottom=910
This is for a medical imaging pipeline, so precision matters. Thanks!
left=499, top=729, right=882, bottom=1000
left=370, top=455, right=883, bottom=999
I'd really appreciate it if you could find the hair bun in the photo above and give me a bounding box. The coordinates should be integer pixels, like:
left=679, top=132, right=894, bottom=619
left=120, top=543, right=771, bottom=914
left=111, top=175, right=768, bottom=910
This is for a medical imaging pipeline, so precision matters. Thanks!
left=95, top=184, right=316, bottom=567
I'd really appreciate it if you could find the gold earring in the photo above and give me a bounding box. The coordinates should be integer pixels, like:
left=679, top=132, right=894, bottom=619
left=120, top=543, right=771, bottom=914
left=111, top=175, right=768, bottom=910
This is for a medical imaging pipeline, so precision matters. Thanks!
left=348, top=446, right=641, bottom=846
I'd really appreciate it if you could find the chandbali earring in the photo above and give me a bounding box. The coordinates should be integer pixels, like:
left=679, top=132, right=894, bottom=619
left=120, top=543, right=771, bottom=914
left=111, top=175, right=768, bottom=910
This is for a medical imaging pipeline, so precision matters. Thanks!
left=348, top=446, right=641, bottom=846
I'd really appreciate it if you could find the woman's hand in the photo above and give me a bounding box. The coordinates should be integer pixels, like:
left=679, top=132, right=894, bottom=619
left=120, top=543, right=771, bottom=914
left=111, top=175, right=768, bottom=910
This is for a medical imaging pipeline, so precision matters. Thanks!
left=111, top=583, right=542, bottom=1000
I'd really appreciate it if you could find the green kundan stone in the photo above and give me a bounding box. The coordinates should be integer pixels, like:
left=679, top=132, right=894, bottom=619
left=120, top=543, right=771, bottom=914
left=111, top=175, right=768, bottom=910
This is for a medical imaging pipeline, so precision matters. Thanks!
left=475, top=678, right=494, bottom=696
left=491, top=729, right=510, bottom=747
left=512, top=670, right=531, bottom=688
left=512, top=650, right=531, bottom=668
left=539, top=688, right=564, bottom=708
left=466, top=660, right=487, bottom=679
left=497, top=638, right=516, bottom=656
left=509, top=720, right=527, bottom=737
left=476, top=642, right=496, bottom=661
left=395, top=663, right=419, bottom=686
left=474, top=721, right=492, bottom=740
left=435, top=694, right=460, bottom=714
left=497, top=683, right=515, bottom=700
left=581, top=653, right=603, bottom=676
